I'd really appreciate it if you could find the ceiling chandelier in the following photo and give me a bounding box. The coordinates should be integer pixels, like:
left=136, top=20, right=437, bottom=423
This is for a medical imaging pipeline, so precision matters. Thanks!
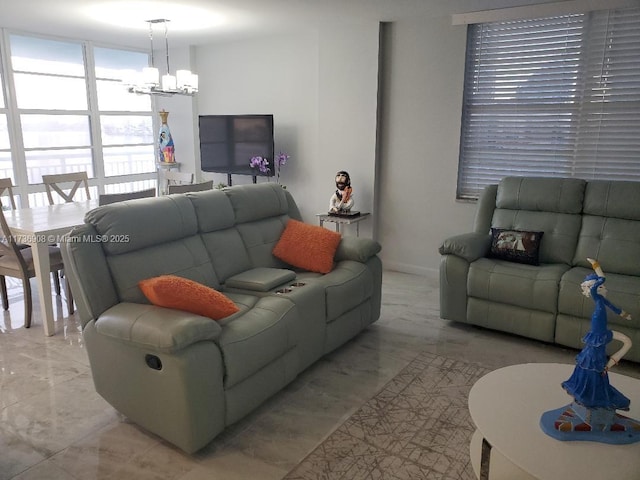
left=124, top=19, right=198, bottom=96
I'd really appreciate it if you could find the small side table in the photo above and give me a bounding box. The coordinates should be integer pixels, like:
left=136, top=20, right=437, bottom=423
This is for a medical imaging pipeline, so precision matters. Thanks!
left=316, top=212, right=370, bottom=237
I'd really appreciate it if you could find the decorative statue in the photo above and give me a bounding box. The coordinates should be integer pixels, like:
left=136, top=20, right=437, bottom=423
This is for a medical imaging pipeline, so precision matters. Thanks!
left=158, top=110, right=175, bottom=163
left=329, top=171, right=354, bottom=214
left=540, top=258, right=640, bottom=444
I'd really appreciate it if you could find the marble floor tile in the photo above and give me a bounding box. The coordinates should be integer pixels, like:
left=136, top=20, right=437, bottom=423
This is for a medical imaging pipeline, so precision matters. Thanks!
left=2, top=370, right=119, bottom=457
left=1, top=270, right=639, bottom=480
left=0, top=432, right=46, bottom=480
left=10, top=461, right=76, bottom=480
left=188, top=449, right=289, bottom=480
left=47, top=421, right=161, bottom=479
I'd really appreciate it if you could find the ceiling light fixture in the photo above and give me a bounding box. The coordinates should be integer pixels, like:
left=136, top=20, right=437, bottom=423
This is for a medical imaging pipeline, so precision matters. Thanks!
left=124, top=19, right=198, bottom=96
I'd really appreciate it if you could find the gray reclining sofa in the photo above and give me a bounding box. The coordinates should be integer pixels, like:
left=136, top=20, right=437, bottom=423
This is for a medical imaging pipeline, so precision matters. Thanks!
left=439, top=176, right=640, bottom=362
left=62, top=183, right=382, bottom=453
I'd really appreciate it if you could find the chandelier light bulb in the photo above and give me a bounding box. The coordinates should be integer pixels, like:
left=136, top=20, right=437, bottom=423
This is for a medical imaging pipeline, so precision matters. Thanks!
left=176, top=70, right=191, bottom=88
left=190, top=73, right=199, bottom=92
left=143, top=67, right=160, bottom=87
left=162, top=74, right=177, bottom=91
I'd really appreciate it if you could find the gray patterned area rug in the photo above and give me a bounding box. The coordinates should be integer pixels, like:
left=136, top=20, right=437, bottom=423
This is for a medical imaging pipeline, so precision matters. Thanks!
left=284, top=352, right=491, bottom=480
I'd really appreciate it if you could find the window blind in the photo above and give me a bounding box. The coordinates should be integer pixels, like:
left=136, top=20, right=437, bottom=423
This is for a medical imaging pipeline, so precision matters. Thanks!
left=457, top=7, right=640, bottom=199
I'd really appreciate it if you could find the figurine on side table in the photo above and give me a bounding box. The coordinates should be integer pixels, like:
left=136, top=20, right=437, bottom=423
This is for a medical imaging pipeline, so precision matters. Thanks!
left=540, top=258, right=640, bottom=444
left=329, top=171, right=355, bottom=215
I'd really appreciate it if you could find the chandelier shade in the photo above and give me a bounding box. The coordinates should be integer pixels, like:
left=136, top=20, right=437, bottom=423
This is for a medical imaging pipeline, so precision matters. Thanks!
left=123, top=19, right=198, bottom=96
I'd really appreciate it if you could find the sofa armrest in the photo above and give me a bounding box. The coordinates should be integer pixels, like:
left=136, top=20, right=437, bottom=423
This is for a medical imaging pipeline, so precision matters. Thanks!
left=335, top=236, right=382, bottom=263
left=94, top=302, right=222, bottom=353
left=439, top=232, right=491, bottom=262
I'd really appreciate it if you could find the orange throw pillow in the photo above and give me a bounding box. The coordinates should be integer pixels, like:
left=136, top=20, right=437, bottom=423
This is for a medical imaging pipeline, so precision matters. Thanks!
left=273, top=219, right=341, bottom=274
left=139, top=275, right=239, bottom=321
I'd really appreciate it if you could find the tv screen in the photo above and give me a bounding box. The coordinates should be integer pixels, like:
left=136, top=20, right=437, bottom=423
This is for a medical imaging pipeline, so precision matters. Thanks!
left=199, top=114, right=274, bottom=176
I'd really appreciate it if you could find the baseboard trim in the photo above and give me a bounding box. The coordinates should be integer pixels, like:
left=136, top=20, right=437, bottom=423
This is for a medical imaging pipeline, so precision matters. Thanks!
left=382, top=261, right=437, bottom=277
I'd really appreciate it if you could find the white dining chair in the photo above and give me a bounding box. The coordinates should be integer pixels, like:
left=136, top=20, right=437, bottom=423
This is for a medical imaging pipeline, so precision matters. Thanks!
left=167, top=180, right=213, bottom=194
left=42, top=172, right=91, bottom=204
left=99, top=188, right=156, bottom=206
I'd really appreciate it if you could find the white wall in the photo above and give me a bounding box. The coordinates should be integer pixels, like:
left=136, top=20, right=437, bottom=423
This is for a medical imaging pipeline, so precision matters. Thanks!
left=377, top=15, right=477, bottom=275
left=194, top=31, right=319, bottom=206
left=316, top=25, right=380, bottom=239
left=192, top=24, right=380, bottom=234
left=178, top=13, right=482, bottom=277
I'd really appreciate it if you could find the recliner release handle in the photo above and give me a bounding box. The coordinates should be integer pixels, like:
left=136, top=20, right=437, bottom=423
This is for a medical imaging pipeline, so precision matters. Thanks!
left=145, top=354, right=163, bottom=370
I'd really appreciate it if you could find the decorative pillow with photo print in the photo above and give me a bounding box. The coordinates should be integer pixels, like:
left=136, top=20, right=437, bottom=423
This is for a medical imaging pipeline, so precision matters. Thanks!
left=489, top=228, right=544, bottom=265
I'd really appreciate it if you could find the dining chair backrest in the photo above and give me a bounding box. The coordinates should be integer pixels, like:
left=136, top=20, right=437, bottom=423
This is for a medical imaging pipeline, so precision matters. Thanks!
left=98, top=188, right=156, bottom=206
left=42, top=172, right=91, bottom=204
left=0, top=177, right=18, bottom=210
left=167, top=180, right=214, bottom=195
left=0, top=206, right=28, bottom=270
left=162, top=170, right=194, bottom=185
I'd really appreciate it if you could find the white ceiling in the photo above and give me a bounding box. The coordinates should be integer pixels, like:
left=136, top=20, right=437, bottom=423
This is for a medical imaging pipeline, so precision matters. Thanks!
left=1, top=0, right=565, bottom=49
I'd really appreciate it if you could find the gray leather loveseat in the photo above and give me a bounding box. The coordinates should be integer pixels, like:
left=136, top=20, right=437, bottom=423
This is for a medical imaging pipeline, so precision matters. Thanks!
left=439, top=176, right=640, bottom=362
left=61, top=183, right=382, bottom=453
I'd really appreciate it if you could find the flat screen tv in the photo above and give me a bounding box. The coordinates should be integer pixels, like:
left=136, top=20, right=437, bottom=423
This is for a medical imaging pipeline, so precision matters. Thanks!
left=199, top=114, right=274, bottom=176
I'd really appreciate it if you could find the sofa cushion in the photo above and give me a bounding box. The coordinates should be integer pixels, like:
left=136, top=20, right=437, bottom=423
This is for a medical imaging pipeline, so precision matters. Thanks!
left=491, top=210, right=582, bottom=265
left=85, top=195, right=198, bottom=255
left=273, top=219, right=342, bottom=274
left=139, top=275, right=240, bottom=321
left=496, top=177, right=585, bottom=213
left=236, top=217, right=291, bottom=268
left=468, top=258, right=570, bottom=313
left=558, top=267, right=640, bottom=331
left=107, top=236, right=220, bottom=303
left=491, top=177, right=585, bottom=265
left=217, top=296, right=298, bottom=388
left=224, top=183, right=290, bottom=224
left=262, top=280, right=327, bottom=370
left=187, top=189, right=236, bottom=232
left=582, top=180, right=640, bottom=221
left=573, top=216, right=640, bottom=276
left=489, top=228, right=544, bottom=266
left=201, top=228, right=253, bottom=282
left=467, top=298, right=557, bottom=342
left=573, top=180, right=640, bottom=276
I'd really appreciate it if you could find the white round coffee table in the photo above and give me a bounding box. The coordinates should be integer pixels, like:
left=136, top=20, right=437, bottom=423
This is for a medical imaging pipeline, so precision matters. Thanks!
left=468, top=363, right=640, bottom=480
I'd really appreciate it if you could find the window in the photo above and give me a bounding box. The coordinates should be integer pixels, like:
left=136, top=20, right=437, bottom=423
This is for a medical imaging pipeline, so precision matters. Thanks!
left=94, top=47, right=155, bottom=178
left=457, top=7, right=640, bottom=199
left=10, top=34, right=94, bottom=193
left=1, top=32, right=156, bottom=207
left=0, top=67, right=13, bottom=185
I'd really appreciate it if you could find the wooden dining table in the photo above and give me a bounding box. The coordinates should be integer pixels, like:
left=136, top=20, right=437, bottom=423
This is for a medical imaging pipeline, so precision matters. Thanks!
left=4, top=199, right=99, bottom=336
